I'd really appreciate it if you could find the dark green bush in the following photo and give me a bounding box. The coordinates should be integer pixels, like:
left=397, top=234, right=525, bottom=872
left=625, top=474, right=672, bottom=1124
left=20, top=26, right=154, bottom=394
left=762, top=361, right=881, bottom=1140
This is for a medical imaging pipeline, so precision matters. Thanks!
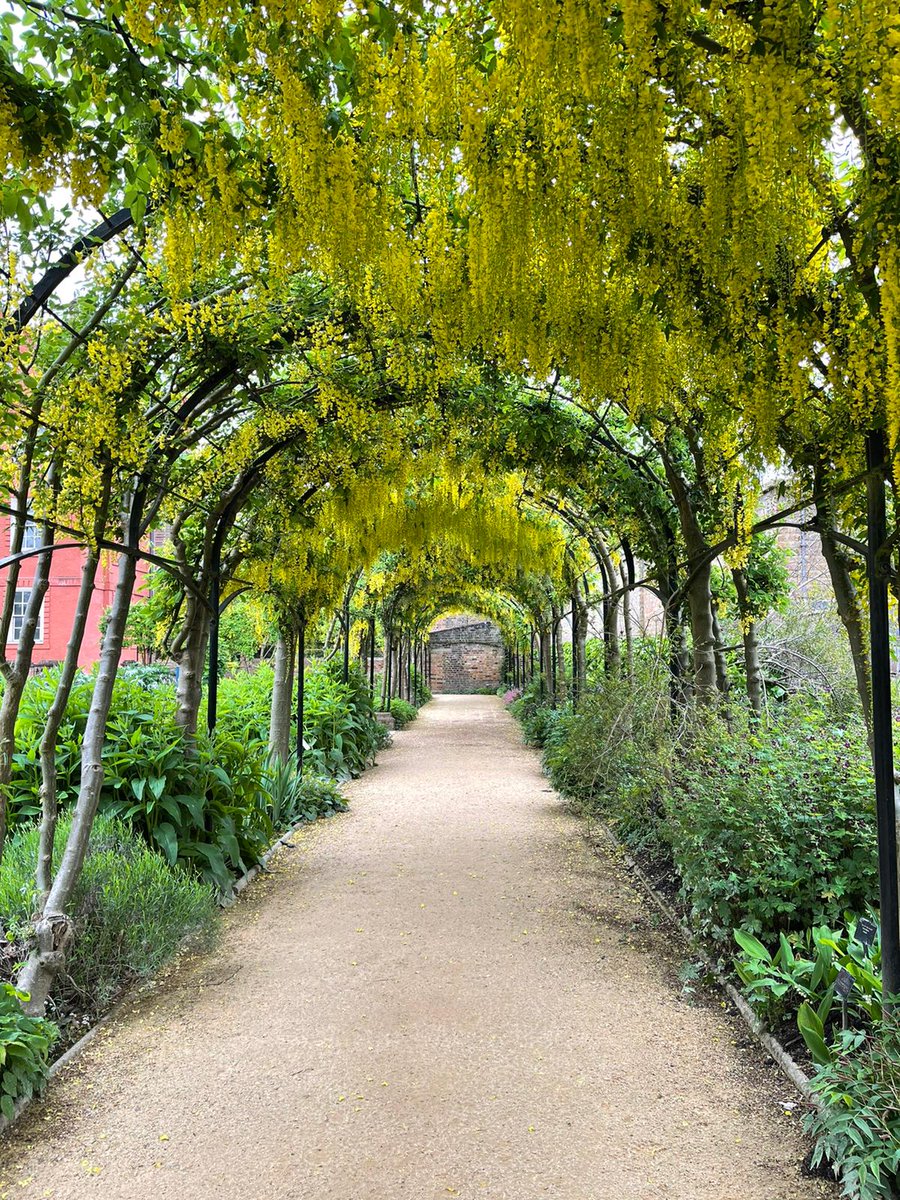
left=1, top=814, right=217, bottom=1025
left=665, top=710, right=877, bottom=945
left=303, top=661, right=384, bottom=778
left=0, top=984, right=57, bottom=1120
left=390, top=698, right=418, bottom=729
left=804, top=1016, right=900, bottom=1200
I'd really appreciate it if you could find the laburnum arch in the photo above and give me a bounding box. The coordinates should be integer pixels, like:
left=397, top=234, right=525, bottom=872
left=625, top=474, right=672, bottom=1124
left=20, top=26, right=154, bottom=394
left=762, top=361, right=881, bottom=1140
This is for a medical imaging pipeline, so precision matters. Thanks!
left=1, top=1, right=899, bottom=1010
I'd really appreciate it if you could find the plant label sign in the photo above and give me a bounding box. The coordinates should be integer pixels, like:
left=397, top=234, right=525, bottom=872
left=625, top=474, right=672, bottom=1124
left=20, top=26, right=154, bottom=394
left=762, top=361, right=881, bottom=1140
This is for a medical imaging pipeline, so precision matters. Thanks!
left=834, top=968, right=854, bottom=1000
left=854, top=917, right=877, bottom=949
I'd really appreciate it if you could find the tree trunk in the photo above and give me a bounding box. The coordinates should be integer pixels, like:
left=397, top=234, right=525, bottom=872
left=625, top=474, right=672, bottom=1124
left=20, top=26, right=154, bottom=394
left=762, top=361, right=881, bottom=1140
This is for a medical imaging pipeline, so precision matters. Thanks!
left=173, top=605, right=210, bottom=740
left=732, top=568, right=764, bottom=717
left=817, top=506, right=872, bottom=730
left=595, top=540, right=621, bottom=676
left=268, top=631, right=296, bottom=763
left=572, top=586, right=588, bottom=705
left=36, top=548, right=101, bottom=899
left=619, top=561, right=634, bottom=682
left=711, top=603, right=730, bottom=700
left=685, top=559, right=718, bottom=701
left=381, top=626, right=392, bottom=710
left=0, top=522, right=55, bottom=859
left=552, top=604, right=567, bottom=702
left=19, top=497, right=140, bottom=1015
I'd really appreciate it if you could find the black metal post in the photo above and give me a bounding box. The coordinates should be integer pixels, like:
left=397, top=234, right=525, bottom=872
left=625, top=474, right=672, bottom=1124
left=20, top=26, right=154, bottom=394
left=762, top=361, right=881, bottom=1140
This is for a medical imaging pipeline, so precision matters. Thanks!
left=530, top=630, right=535, bottom=680
left=342, top=589, right=351, bottom=684
left=369, top=614, right=376, bottom=696
left=296, top=617, right=306, bottom=774
left=206, top=547, right=221, bottom=735
left=571, top=598, right=578, bottom=709
left=866, top=430, right=900, bottom=1006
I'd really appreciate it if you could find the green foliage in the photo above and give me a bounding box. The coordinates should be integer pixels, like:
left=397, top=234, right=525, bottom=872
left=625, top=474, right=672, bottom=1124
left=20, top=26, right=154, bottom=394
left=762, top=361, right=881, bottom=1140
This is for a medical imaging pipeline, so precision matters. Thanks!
left=0, top=984, right=57, bottom=1122
left=516, top=663, right=877, bottom=950
left=389, top=698, right=418, bottom=729
left=100, top=724, right=272, bottom=896
left=264, top=755, right=346, bottom=830
left=303, top=662, right=383, bottom=779
left=666, top=710, right=877, bottom=945
left=0, top=814, right=217, bottom=1023
left=804, top=1017, right=900, bottom=1200
left=734, top=919, right=883, bottom=1049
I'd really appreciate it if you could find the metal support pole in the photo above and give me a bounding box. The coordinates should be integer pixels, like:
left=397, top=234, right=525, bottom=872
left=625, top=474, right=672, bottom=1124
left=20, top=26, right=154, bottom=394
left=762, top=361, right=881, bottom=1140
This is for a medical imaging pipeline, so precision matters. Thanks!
left=866, top=430, right=900, bottom=1005
left=296, top=617, right=306, bottom=773
left=342, top=589, right=351, bottom=684
left=571, top=596, right=579, bottom=709
left=530, top=630, right=535, bottom=680
left=206, top=547, right=221, bottom=735
left=369, top=614, right=376, bottom=696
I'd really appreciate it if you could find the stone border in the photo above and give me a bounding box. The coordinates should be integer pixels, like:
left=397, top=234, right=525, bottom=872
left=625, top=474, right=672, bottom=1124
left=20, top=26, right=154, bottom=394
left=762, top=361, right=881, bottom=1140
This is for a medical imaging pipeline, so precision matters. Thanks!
left=588, top=820, right=817, bottom=1105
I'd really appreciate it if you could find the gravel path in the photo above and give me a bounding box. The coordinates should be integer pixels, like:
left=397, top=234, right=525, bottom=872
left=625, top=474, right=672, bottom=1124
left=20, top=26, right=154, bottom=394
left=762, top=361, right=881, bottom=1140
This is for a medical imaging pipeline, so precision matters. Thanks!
left=1, top=696, right=833, bottom=1200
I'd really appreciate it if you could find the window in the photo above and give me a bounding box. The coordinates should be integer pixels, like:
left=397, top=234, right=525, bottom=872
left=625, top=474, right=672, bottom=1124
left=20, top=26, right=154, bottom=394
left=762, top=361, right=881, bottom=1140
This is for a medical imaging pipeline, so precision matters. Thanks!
left=7, top=589, right=43, bottom=645
left=9, top=511, right=40, bottom=551
left=21, top=520, right=40, bottom=551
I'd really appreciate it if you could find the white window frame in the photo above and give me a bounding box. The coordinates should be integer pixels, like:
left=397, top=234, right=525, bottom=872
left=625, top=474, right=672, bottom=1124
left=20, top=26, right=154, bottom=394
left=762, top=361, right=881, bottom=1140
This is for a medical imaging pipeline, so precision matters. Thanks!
left=7, top=589, right=43, bottom=645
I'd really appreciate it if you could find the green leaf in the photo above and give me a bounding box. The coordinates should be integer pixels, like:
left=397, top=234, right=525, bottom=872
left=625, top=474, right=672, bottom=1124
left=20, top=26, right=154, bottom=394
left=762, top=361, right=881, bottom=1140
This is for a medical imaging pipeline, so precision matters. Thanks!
left=152, top=822, right=179, bottom=866
left=734, top=929, right=770, bottom=962
left=797, top=1003, right=833, bottom=1066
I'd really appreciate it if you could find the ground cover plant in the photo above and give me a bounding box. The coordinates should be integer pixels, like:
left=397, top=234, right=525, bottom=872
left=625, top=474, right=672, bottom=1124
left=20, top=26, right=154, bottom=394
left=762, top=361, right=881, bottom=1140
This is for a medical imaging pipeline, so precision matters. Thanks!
left=389, top=698, right=418, bottom=729
left=0, top=813, right=217, bottom=1044
left=0, top=984, right=56, bottom=1121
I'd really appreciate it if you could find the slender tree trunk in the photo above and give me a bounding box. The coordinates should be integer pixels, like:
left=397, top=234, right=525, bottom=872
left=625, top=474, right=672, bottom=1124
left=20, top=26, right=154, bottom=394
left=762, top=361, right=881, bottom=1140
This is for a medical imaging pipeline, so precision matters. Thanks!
left=0, top=522, right=55, bottom=859
left=711, top=603, right=730, bottom=700
left=732, top=568, right=764, bottom=717
left=268, top=631, right=296, bottom=763
left=173, top=605, right=210, bottom=739
left=552, top=604, right=567, bottom=702
left=19, top=492, right=141, bottom=1015
left=381, top=626, right=392, bottom=710
left=35, top=548, right=101, bottom=899
left=685, top=559, right=718, bottom=701
left=817, top=505, right=872, bottom=730
left=595, top=541, right=621, bottom=675
left=572, top=586, right=588, bottom=705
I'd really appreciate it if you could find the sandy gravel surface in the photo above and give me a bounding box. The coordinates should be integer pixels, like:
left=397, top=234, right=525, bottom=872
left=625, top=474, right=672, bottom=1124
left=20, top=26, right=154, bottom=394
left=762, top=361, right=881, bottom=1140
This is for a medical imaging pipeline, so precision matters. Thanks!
left=0, top=695, right=833, bottom=1200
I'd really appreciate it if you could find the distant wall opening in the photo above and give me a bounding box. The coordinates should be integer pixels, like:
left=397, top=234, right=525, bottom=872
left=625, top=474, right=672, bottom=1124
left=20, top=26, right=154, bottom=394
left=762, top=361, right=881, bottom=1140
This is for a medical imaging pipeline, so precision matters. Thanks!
left=429, top=613, right=504, bottom=694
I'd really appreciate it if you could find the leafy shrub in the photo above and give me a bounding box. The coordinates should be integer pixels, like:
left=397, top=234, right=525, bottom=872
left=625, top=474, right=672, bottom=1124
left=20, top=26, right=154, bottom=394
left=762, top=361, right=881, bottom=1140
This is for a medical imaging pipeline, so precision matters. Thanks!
left=512, top=661, right=877, bottom=952
left=264, top=755, right=346, bottom=830
left=735, top=919, right=883, bottom=1043
left=666, top=710, right=877, bottom=945
left=303, top=662, right=384, bottom=779
left=1, top=814, right=217, bottom=1023
left=390, top=698, right=418, bottom=729
left=100, top=720, right=272, bottom=895
left=804, top=1016, right=900, bottom=1200
left=0, top=983, right=57, bottom=1120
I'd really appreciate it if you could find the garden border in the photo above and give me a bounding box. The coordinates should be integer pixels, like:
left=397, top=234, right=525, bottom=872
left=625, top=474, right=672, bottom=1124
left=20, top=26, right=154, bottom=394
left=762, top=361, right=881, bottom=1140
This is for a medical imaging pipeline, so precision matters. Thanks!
left=0, top=808, right=345, bottom=1138
left=586, top=820, right=819, bottom=1106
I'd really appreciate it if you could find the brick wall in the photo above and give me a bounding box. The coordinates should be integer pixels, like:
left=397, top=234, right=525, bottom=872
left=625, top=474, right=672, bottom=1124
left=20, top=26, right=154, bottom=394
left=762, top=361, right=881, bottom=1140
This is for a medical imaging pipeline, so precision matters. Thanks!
left=429, top=614, right=505, bottom=694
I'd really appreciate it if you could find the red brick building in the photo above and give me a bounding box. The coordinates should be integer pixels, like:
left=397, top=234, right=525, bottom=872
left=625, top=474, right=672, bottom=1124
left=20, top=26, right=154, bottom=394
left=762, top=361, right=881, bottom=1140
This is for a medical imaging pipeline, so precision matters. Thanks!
left=1, top=511, right=148, bottom=668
